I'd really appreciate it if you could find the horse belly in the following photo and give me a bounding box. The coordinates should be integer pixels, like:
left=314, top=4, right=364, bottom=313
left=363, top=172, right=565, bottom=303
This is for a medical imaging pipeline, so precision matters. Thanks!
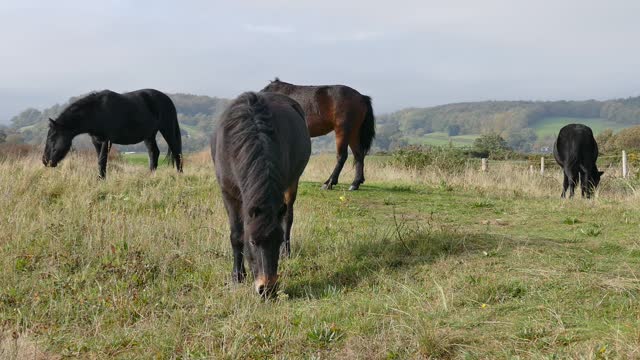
left=306, top=115, right=334, bottom=137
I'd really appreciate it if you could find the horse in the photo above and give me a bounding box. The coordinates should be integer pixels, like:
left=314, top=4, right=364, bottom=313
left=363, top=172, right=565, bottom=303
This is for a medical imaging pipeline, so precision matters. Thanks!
left=261, top=78, right=375, bottom=190
left=211, top=91, right=311, bottom=296
left=42, top=89, right=183, bottom=178
left=553, top=124, right=603, bottom=198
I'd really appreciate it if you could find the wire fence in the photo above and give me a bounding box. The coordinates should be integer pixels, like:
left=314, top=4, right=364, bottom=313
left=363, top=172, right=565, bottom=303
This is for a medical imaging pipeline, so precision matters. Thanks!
left=477, top=151, right=637, bottom=179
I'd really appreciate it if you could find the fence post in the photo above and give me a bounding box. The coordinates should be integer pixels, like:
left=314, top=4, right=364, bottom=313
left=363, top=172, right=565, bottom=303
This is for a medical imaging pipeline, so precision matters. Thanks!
left=481, top=158, right=488, bottom=172
left=622, top=150, right=628, bottom=178
left=529, top=165, right=534, bottom=175
left=540, top=157, right=545, bottom=176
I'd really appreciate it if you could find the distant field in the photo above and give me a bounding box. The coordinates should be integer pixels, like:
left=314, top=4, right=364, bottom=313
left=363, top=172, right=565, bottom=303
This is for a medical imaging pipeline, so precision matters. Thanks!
left=405, top=118, right=629, bottom=148
left=408, top=132, right=478, bottom=147
left=531, top=117, right=627, bottom=137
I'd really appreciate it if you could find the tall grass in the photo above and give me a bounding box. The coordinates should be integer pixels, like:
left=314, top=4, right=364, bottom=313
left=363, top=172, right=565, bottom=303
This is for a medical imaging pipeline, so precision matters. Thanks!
left=1, top=151, right=639, bottom=358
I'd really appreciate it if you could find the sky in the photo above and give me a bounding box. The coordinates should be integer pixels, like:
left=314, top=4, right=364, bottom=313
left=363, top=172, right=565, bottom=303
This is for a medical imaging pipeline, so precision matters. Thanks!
left=1, top=0, right=640, bottom=123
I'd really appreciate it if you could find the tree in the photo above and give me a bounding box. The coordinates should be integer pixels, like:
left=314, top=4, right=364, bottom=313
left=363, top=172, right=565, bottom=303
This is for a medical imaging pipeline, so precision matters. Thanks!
left=0, top=129, right=6, bottom=143
left=447, top=124, right=461, bottom=136
left=505, top=128, right=537, bottom=152
left=472, top=133, right=510, bottom=157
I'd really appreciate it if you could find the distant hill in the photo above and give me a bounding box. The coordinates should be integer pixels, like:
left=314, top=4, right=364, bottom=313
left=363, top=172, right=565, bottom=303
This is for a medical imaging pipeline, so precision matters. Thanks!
left=374, top=97, right=640, bottom=152
left=5, top=93, right=640, bottom=153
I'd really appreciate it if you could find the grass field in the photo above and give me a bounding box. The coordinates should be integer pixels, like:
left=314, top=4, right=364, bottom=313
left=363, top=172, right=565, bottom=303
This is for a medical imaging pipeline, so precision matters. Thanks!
left=1, top=152, right=640, bottom=359
left=408, top=132, right=479, bottom=147
left=531, top=117, right=627, bottom=138
left=406, top=117, right=628, bottom=149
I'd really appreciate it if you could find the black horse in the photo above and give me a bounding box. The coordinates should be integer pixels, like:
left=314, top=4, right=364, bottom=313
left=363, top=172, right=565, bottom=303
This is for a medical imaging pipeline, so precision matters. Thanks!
left=553, top=124, right=603, bottom=198
left=211, top=92, right=311, bottom=296
left=261, top=78, right=375, bottom=190
left=42, top=89, right=183, bottom=178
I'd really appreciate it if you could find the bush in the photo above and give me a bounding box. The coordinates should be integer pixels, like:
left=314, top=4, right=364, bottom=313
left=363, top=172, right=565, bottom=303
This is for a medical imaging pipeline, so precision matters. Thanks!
left=390, top=145, right=469, bottom=173
left=472, top=133, right=510, bottom=158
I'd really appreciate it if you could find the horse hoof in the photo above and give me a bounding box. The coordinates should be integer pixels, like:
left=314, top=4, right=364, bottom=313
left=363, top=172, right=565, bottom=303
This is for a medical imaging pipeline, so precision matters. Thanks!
left=321, top=184, right=333, bottom=190
left=349, top=185, right=359, bottom=191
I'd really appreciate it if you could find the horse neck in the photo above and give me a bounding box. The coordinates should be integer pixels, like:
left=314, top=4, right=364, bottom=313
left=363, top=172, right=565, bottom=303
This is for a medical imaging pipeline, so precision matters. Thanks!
left=59, top=110, right=92, bottom=135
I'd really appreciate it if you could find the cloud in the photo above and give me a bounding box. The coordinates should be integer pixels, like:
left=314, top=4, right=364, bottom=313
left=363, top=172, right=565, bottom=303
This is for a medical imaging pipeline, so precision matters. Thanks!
left=244, top=24, right=295, bottom=34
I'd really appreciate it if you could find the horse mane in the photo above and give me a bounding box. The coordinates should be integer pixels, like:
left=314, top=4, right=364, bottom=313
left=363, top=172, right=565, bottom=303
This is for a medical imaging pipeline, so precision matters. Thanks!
left=56, top=92, right=102, bottom=127
left=222, top=92, right=284, bottom=236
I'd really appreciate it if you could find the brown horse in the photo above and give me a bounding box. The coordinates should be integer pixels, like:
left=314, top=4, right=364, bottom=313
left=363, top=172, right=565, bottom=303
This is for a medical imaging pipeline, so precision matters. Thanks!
left=211, top=92, right=311, bottom=296
left=261, top=78, right=375, bottom=190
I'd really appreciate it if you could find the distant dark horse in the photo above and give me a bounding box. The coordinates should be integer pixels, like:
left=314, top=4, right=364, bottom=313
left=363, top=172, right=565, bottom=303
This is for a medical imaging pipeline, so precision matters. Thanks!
left=211, top=92, right=310, bottom=296
left=553, top=124, right=603, bottom=198
left=261, top=78, right=375, bottom=190
left=42, top=89, right=183, bottom=178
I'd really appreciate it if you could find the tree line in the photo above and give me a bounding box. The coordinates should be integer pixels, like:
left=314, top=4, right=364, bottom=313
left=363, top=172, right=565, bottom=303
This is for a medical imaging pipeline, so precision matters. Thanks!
left=3, top=93, right=640, bottom=153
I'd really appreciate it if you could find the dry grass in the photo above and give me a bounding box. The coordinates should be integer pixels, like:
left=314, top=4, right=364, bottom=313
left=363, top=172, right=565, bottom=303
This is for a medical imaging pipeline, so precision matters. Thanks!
left=0, top=153, right=639, bottom=358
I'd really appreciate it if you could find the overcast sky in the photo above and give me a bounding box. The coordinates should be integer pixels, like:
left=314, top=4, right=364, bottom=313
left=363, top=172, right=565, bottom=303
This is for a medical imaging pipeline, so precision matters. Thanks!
left=1, top=0, right=640, bottom=122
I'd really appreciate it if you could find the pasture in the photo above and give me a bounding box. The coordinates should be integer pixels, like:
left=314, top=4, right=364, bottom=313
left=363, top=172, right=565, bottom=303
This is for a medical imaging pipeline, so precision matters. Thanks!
left=408, top=132, right=478, bottom=148
left=531, top=117, right=626, bottom=138
left=1, top=152, right=639, bottom=359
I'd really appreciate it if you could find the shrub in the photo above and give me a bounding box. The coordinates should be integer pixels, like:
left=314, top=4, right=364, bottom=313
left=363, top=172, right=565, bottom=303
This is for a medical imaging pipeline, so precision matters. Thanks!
left=472, top=133, right=510, bottom=158
left=390, top=145, right=468, bottom=173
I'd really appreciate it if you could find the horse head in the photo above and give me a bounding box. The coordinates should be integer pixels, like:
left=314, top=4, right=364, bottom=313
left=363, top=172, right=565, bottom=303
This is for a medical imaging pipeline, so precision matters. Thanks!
left=42, top=118, right=74, bottom=167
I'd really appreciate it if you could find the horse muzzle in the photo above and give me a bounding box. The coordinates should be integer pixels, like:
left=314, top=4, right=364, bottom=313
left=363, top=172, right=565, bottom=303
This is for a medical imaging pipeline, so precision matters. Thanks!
left=43, top=158, right=57, bottom=167
left=254, top=274, right=279, bottom=297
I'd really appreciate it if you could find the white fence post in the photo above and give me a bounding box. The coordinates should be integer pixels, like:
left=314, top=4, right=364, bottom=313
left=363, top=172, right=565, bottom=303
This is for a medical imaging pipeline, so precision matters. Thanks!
left=481, top=158, right=488, bottom=172
left=540, top=157, right=545, bottom=176
left=622, top=150, right=628, bottom=179
left=529, top=165, right=534, bottom=175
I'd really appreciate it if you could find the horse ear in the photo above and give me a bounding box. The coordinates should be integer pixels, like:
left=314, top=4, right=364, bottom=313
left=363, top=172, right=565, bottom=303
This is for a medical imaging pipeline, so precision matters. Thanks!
left=274, top=77, right=280, bottom=82
left=48, top=118, right=58, bottom=127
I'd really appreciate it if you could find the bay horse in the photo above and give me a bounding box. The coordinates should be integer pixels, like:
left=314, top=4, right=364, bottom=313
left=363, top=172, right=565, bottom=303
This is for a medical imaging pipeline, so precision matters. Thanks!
left=211, top=91, right=311, bottom=296
left=261, top=78, right=375, bottom=190
left=553, top=124, right=603, bottom=198
left=42, top=89, right=183, bottom=178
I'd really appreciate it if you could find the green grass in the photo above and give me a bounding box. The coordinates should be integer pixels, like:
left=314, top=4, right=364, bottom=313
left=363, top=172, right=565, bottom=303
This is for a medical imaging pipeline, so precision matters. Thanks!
left=0, top=154, right=639, bottom=358
left=406, top=117, right=628, bottom=148
left=408, top=132, right=478, bottom=147
left=121, top=153, right=175, bottom=168
left=531, top=117, right=627, bottom=137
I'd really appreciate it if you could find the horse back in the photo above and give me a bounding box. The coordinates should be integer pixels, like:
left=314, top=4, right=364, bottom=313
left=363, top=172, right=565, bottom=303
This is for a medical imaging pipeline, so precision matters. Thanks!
left=285, top=85, right=367, bottom=137
left=213, top=92, right=310, bottom=192
left=554, top=124, right=598, bottom=169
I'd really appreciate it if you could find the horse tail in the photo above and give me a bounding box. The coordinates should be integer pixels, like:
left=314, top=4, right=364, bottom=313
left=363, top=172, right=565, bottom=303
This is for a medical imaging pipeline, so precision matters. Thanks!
left=164, top=97, right=182, bottom=167
left=360, top=95, right=375, bottom=155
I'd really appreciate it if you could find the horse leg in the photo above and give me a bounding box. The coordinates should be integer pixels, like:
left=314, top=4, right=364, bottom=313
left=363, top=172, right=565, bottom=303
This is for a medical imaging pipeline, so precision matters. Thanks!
left=581, top=171, right=592, bottom=199
left=97, top=141, right=110, bottom=179
left=348, top=140, right=365, bottom=191
left=144, top=138, right=160, bottom=171
left=282, top=180, right=299, bottom=258
left=322, top=134, right=349, bottom=190
left=567, top=168, right=578, bottom=198
left=91, top=136, right=102, bottom=158
left=561, top=172, right=569, bottom=198
left=221, top=189, right=246, bottom=283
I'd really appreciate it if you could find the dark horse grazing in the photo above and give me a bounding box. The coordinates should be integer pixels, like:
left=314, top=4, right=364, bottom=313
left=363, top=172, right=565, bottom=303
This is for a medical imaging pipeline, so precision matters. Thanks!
left=42, top=89, right=183, bottom=178
left=553, top=124, right=603, bottom=198
left=211, top=92, right=311, bottom=296
left=261, top=78, right=375, bottom=190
